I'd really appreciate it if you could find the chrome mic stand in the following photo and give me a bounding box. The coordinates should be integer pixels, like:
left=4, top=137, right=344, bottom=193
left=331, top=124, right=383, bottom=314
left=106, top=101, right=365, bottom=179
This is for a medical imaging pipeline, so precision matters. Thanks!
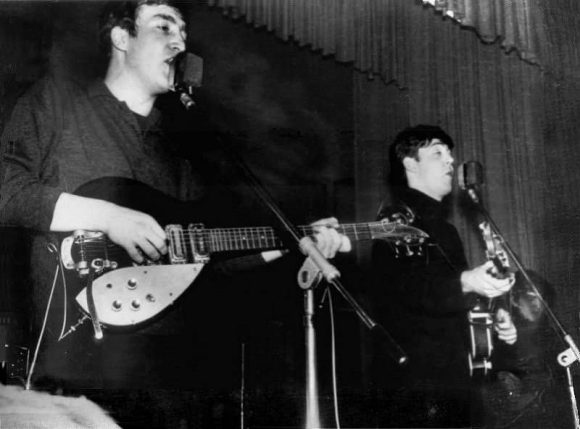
left=220, top=135, right=407, bottom=429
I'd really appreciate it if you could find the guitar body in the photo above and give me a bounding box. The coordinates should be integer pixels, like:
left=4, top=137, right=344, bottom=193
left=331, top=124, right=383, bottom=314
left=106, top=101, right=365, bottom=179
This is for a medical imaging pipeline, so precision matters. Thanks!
left=467, top=221, right=514, bottom=378
left=73, top=176, right=207, bottom=226
left=60, top=177, right=212, bottom=328
left=467, top=305, right=494, bottom=377
left=57, top=177, right=428, bottom=331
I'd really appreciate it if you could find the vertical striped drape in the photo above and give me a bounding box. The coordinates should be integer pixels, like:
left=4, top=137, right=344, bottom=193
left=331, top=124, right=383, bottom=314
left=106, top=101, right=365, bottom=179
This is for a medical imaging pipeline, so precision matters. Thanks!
left=206, top=0, right=580, bottom=333
left=207, top=0, right=546, bottom=85
left=421, top=0, right=546, bottom=64
left=352, top=0, right=545, bottom=274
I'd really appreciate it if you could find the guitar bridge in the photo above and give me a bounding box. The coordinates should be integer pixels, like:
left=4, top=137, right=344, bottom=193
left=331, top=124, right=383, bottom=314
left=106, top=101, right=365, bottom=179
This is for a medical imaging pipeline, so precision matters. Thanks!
left=62, top=230, right=116, bottom=276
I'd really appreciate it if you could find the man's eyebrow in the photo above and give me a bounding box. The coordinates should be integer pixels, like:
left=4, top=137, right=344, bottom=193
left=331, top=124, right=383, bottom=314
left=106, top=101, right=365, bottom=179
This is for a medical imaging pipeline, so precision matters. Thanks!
left=153, top=13, right=186, bottom=31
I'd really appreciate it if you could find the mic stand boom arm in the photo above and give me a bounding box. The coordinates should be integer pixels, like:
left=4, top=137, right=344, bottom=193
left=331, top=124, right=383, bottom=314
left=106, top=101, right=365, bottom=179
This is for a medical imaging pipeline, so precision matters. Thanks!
left=218, top=136, right=407, bottom=428
left=467, top=191, right=580, bottom=429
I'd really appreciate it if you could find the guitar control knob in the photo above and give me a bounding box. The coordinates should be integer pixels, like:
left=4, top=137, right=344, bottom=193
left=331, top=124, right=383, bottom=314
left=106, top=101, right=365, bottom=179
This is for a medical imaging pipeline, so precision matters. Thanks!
left=112, top=300, right=122, bottom=311
left=127, top=278, right=138, bottom=289
left=131, top=300, right=141, bottom=311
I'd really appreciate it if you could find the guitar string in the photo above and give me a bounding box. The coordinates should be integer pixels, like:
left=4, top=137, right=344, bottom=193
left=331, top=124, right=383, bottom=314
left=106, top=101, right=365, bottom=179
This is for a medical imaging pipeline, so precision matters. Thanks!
left=69, top=223, right=422, bottom=261
left=73, top=223, right=407, bottom=245
left=74, top=228, right=416, bottom=253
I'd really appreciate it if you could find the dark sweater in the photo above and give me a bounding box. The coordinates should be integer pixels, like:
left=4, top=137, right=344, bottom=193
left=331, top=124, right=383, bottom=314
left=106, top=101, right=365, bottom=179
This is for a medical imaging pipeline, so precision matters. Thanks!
left=370, top=187, right=477, bottom=426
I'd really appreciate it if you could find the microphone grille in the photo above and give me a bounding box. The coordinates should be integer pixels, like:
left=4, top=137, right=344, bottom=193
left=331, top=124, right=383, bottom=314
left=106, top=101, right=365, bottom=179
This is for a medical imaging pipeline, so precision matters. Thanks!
left=457, top=162, right=466, bottom=190
left=176, top=53, right=203, bottom=88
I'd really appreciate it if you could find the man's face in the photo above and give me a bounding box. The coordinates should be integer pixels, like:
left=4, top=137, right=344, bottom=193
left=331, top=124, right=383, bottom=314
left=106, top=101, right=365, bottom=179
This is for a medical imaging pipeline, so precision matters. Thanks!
left=125, top=4, right=187, bottom=95
left=405, top=139, right=454, bottom=201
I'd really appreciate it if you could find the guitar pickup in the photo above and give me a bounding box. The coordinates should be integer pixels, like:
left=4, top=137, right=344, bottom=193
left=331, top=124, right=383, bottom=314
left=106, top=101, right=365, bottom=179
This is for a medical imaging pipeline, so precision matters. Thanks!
left=188, top=223, right=210, bottom=264
left=166, top=225, right=188, bottom=264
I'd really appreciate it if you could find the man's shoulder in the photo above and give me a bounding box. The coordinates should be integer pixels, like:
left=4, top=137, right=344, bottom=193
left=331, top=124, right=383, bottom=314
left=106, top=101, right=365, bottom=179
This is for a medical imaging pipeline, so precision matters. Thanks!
left=377, top=199, right=417, bottom=226
left=15, top=74, right=87, bottom=113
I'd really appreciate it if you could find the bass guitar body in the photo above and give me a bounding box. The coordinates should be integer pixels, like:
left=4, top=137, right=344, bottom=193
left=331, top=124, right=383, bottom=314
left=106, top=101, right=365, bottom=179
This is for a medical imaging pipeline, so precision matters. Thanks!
left=467, top=221, right=514, bottom=378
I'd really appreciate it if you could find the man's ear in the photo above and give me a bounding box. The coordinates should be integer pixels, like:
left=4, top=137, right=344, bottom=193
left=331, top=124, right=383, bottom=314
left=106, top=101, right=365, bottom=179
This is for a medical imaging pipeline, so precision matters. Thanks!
left=402, top=157, right=418, bottom=175
left=110, top=26, right=129, bottom=52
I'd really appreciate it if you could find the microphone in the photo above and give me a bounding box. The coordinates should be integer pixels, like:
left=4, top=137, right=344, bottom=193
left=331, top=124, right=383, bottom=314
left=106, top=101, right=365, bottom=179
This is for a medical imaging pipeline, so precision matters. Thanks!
left=457, top=160, right=484, bottom=204
left=173, top=52, right=203, bottom=110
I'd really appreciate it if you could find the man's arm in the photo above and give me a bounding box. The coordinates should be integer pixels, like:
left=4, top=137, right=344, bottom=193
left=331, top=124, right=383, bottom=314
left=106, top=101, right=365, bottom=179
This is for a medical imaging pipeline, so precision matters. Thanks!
left=50, top=193, right=167, bottom=263
left=460, top=260, right=515, bottom=298
left=260, top=217, right=351, bottom=263
left=0, top=78, right=171, bottom=264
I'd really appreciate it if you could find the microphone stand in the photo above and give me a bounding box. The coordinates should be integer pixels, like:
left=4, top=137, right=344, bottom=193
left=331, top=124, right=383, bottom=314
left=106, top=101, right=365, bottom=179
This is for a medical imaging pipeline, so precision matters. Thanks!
left=465, top=187, right=580, bottom=429
left=217, top=135, right=407, bottom=428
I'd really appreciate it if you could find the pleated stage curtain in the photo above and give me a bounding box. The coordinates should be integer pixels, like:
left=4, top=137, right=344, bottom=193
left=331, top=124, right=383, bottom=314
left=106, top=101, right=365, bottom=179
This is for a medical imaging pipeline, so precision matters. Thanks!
left=207, top=0, right=580, bottom=330
left=207, top=0, right=546, bottom=85
left=421, top=0, right=546, bottom=64
left=352, top=0, right=545, bottom=273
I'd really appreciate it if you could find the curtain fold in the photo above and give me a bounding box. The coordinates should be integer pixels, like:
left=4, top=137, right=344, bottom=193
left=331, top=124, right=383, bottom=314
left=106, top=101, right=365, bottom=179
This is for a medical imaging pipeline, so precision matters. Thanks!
left=353, top=0, right=545, bottom=273
left=208, top=0, right=580, bottom=368
left=421, top=0, right=545, bottom=63
left=207, top=0, right=546, bottom=86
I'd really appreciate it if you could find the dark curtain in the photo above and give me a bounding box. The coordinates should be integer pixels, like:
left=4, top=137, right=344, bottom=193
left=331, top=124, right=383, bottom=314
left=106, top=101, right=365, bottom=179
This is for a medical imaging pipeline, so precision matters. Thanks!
left=351, top=2, right=580, bottom=387
left=353, top=0, right=546, bottom=274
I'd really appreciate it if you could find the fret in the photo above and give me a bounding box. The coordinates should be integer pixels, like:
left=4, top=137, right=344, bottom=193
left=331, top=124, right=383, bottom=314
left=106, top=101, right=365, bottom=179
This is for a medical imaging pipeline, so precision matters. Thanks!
left=354, top=224, right=361, bottom=241
left=237, top=228, right=248, bottom=250
left=223, top=229, right=231, bottom=251
left=185, top=220, right=424, bottom=254
left=232, top=228, right=240, bottom=250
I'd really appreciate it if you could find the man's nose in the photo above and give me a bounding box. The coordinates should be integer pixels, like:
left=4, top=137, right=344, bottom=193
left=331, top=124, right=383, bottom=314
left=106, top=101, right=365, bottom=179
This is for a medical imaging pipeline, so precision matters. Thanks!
left=170, top=35, right=186, bottom=53
left=446, top=153, right=454, bottom=165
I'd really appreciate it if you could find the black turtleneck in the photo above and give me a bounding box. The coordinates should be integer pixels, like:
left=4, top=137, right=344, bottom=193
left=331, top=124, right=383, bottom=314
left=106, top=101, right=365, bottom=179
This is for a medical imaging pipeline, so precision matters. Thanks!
left=371, top=186, right=476, bottom=385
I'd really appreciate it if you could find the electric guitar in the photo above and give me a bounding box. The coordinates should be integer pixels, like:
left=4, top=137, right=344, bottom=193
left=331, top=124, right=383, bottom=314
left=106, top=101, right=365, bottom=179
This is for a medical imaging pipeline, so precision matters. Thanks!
left=56, top=177, right=429, bottom=330
left=468, top=221, right=514, bottom=377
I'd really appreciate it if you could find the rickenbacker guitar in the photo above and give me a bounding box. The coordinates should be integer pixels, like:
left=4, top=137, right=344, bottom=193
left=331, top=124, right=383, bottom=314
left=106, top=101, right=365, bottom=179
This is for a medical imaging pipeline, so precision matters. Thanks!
left=57, top=177, right=428, bottom=330
left=467, top=221, right=514, bottom=377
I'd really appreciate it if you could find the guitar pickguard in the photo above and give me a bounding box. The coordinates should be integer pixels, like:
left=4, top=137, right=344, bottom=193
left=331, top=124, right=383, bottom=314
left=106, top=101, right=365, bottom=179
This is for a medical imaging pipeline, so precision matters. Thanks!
left=75, top=264, right=205, bottom=327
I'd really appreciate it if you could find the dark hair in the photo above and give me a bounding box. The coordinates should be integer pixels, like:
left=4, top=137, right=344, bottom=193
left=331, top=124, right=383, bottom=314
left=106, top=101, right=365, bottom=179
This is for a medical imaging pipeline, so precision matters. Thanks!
left=98, top=0, right=182, bottom=56
left=388, top=124, right=454, bottom=189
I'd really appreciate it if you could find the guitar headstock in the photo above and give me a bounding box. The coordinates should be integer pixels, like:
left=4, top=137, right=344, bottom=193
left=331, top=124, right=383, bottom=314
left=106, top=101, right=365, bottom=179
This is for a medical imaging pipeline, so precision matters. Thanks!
left=479, top=221, right=511, bottom=278
left=371, top=218, right=429, bottom=247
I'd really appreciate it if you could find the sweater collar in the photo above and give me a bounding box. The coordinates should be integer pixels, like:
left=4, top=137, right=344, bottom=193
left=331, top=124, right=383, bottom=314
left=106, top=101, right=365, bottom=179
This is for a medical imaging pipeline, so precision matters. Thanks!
left=87, top=80, right=161, bottom=125
left=397, top=187, right=449, bottom=220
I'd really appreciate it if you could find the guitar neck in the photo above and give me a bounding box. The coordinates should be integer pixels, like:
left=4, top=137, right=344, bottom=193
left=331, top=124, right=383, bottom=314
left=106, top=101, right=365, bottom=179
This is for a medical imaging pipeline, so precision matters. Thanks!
left=206, top=223, right=377, bottom=253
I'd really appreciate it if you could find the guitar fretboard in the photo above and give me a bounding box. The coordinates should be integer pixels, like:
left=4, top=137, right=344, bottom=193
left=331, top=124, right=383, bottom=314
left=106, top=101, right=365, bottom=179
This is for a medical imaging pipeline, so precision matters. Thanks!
left=205, top=224, right=377, bottom=252
left=66, top=220, right=426, bottom=267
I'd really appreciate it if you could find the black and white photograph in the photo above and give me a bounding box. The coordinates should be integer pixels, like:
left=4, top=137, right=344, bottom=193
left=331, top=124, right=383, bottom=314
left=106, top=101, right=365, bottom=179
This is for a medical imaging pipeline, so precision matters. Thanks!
left=0, top=1, right=576, bottom=428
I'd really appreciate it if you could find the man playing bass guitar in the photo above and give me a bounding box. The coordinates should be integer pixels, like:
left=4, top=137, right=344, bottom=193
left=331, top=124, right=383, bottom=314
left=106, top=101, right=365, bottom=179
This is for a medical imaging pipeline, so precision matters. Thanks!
left=370, top=125, right=517, bottom=428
